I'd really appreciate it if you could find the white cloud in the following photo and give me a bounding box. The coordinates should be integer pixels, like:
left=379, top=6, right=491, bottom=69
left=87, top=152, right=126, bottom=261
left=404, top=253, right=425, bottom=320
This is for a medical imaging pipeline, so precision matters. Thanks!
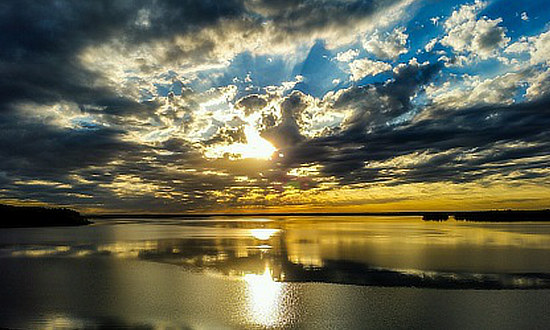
left=440, top=0, right=510, bottom=60
left=425, top=71, right=526, bottom=110
left=349, top=58, right=392, bottom=81
left=521, top=12, right=529, bottom=21
left=504, top=29, right=550, bottom=65
left=525, top=68, right=550, bottom=100
left=430, top=16, right=441, bottom=26
left=335, top=49, right=360, bottom=62
left=505, top=37, right=531, bottom=54
left=529, top=30, right=550, bottom=65
left=362, top=26, right=409, bottom=60
left=424, top=38, right=438, bottom=52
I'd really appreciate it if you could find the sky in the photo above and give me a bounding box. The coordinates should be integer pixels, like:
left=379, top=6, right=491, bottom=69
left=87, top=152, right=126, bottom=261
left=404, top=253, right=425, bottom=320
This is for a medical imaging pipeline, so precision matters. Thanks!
left=1, top=0, right=550, bottom=213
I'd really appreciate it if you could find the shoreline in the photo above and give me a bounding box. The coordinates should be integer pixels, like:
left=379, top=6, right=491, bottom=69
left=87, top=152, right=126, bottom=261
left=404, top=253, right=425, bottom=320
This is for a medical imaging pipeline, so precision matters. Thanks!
left=0, top=204, right=91, bottom=228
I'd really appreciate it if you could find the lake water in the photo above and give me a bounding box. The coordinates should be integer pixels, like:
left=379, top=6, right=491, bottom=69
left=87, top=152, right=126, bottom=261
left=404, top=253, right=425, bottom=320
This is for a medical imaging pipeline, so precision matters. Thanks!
left=1, top=216, right=550, bottom=329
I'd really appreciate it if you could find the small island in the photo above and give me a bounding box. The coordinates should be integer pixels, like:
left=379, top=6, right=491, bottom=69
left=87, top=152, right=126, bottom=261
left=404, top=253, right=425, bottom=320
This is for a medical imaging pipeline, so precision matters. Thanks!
left=0, top=204, right=91, bottom=228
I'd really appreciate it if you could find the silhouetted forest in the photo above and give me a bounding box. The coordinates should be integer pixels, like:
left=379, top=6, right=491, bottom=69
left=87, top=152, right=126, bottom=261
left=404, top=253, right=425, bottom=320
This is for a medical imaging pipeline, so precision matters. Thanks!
left=422, top=210, right=550, bottom=222
left=0, top=204, right=91, bottom=228
left=453, top=210, right=550, bottom=222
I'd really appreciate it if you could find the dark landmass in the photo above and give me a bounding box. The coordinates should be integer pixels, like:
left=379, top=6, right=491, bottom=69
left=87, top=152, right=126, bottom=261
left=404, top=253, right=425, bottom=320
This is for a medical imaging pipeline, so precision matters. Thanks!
left=90, top=210, right=550, bottom=222
left=453, top=210, right=550, bottom=222
left=422, top=210, right=550, bottom=222
left=422, top=213, right=449, bottom=221
left=0, top=204, right=91, bottom=228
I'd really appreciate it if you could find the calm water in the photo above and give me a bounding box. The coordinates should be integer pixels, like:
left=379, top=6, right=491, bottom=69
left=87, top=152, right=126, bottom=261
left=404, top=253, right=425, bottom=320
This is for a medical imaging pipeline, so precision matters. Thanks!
left=1, top=216, right=550, bottom=329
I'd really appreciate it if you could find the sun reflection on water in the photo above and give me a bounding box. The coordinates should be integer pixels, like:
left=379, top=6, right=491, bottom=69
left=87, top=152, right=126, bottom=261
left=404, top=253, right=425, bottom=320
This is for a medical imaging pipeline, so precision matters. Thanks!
left=243, top=267, right=285, bottom=327
left=250, top=228, right=280, bottom=240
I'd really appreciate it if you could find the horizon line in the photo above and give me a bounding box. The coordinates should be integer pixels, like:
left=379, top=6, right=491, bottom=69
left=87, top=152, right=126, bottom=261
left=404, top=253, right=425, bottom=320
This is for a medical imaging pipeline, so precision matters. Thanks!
left=86, top=209, right=550, bottom=218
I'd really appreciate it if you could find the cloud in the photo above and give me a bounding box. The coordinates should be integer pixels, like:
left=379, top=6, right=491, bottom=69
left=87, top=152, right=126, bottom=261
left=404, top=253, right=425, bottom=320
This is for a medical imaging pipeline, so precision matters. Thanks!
left=349, top=58, right=392, bottom=81
left=242, top=0, right=415, bottom=50
left=424, top=38, right=438, bottom=52
left=521, top=12, right=529, bottom=21
left=292, top=94, right=550, bottom=188
left=1, top=0, right=550, bottom=212
left=526, top=30, right=550, bottom=65
left=425, top=71, right=527, bottom=110
left=262, top=91, right=314, bottom=148
left=440, top=0, right=510, bottom=60
left=335, top=49, right=360, bottom=62
left=78, top=0, right=416, bottom=80
left=268, top=54, right=550, bottom=192
left=363, top=26, right=409, bottom=60
left=235, top=94, right=269, bottom=116
left=526, top=68, right=550, bottom=99
left=0, top=0, right=415, bottom=105
left=278, top=59, right=443, bottom=170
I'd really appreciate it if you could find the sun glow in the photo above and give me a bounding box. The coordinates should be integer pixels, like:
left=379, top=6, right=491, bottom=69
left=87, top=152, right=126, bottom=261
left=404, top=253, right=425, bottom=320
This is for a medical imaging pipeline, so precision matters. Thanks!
left=205, top=125, right=277, bottom=160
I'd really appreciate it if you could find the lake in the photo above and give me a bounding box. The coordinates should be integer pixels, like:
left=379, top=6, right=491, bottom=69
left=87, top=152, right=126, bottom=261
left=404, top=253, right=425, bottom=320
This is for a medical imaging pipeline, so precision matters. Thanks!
left=1, top=216, right=550, bottom=329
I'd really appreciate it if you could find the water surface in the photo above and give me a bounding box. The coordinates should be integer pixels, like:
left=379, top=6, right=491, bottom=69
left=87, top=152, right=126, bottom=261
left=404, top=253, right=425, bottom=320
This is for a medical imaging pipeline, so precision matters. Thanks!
left=1, top=216, right=550, bottom=329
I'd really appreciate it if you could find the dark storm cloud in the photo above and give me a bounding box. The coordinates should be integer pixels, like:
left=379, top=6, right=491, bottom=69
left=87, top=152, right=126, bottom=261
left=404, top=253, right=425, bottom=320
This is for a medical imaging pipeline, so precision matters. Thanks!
left=2, top=0, right=548, bottom=211
left=259, top=57, right=550, bottom=188
left=0, top=117, right=129, bottom=176
left=0, top=0, right=413, bottom=112
left=277, top=59, right=443, bottom=171
left=1, top=1, right=122, bottom=111
left=235, top=94, right=268, bottom=116
left=138, top=0, right=412, bottom=68
left=0, top=0, right=246, bottom=112
left=263, top=91, right=310, bottom=148
left=284, top=94, right=550, bottom=186
left=0, top=0, right=250, bottom=209
left=333, top=60, right=443, bottom=135
left=246, top=0, right=405, bottom=33
left=0, top=120, right=243, bottom=210
left=0, top=0, right=410, bottom=113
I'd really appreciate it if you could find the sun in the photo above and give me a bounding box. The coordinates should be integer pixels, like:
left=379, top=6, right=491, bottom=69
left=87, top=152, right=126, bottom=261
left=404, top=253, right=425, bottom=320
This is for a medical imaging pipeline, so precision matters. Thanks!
left=206, top=125, right=277, bottom=160
left=239, top=126, right=277, bottom=159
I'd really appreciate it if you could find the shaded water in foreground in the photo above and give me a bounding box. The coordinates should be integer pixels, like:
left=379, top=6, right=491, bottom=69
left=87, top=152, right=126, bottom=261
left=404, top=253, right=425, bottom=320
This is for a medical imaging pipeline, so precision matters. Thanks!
left=2, top=216, right=550, bottom=328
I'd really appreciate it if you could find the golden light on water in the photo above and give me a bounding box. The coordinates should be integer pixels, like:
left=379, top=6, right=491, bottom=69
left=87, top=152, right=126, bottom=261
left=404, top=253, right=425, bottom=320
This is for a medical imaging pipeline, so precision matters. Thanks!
left=250, top=228, right=280, bottom=240
left=206, top=126, right=277, bottom=160
left=244, top=267, right=283, bottom=327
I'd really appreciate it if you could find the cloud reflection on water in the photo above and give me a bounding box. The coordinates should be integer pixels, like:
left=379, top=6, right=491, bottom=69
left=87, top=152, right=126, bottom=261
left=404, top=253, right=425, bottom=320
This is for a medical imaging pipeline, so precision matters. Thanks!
left=3, top=217, right=550, bottom=291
